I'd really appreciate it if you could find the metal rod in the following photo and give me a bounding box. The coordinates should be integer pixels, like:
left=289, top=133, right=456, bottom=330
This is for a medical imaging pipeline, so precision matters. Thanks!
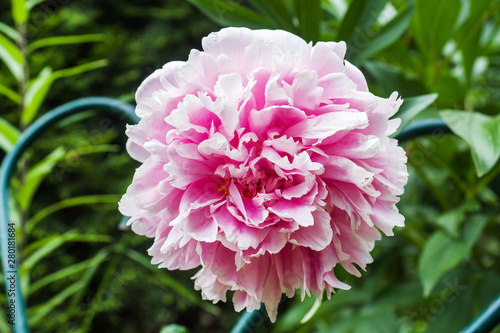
left=0, top=97, right=137, bottom=333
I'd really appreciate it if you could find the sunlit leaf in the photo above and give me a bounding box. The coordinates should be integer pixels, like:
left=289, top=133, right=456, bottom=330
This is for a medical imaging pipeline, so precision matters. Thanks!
left=21, top=59, right=108, bottom=124
left=29, top=279, right=89, bottom=325
left=0, top=83, right=21, bottom=104
left=22, top=66, right=53, bottom=125
left=0, top=116, right=21, bottom=153
left=29, top=250, right=109, bottom=294
left=0, top=32, right=24, bottom=81
left=21, top=233, right=112, bottom=271
left=52, top=59, right=108, bottom=78
left=12, top=0, right=28, bottom=24
left=160, top=325, right=190, bottom=333
left=0, top=21, right=20, bottom=41
left=300, top=297, right=321, bottom=324
left=440, top=110, right=500, bottom=177
left=27, top=34, right=105, bottom=53
left=17, top=146, right=66, bottom=210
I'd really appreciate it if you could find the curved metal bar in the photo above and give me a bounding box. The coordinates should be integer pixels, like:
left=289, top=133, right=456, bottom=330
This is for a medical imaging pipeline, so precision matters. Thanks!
left=461, top=295, right=500, bottom=333
left=399, top=119, right=500, bottom=333
left=230, top=304, right=266, bottom=333
left=396, top=118, right=452, bottom=143
left=0, top=97, right=138, bottom=333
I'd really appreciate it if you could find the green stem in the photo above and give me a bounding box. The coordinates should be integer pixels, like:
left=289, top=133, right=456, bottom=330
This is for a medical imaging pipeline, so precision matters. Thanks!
left=475, top=160, right=500, bottom=195
left=16, top=20, right=29, bottom=259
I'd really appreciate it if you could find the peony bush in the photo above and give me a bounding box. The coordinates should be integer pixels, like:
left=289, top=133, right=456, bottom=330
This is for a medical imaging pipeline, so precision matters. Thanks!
left=119, top=27, right=408, bottom=321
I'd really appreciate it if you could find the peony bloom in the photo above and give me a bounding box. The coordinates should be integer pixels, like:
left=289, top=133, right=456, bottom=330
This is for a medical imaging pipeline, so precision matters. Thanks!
left=119, top=27, right=408, bottom=322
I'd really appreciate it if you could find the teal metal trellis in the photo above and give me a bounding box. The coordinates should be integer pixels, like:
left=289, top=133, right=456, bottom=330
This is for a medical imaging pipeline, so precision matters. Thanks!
left=0, top=98, right=499, bottom=333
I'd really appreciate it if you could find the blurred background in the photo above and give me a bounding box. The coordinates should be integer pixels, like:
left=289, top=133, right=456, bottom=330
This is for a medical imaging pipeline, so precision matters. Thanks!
left=0, top=0, right=499, bottom=332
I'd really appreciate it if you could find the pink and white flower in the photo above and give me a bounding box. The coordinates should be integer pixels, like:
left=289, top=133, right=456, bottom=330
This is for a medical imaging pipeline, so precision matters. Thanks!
left=119, top=27, right=408, bottom=321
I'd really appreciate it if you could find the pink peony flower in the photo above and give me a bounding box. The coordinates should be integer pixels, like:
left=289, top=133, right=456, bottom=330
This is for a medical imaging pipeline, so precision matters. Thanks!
left=119, top=27, right=408, bottom=322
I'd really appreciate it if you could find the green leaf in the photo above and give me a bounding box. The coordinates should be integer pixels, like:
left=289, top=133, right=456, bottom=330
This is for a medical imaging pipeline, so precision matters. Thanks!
left=123, top=249, right=221, bottom=316
left=12, top=0, right=28, bottom=24
left=418, top=214, right=488, bottom=296
left=0, top=32, right=24, bottom=81
left=294, top=0, right=321, bottom=42
left=0, top=83, right=21, bottom=104
left=26, top=194, right=122, bottom=233
left=351, top=6, right=413, bottom=65
left=363, top=61, right=427, bottom=98
left=29, top=250, right=109, bottom=295
left=440, top=111, right=500, bottom=177
left=0, top=21, right=20, bottom=41
left=27, top=34, right=105, bottom=53
left=392, top=93, right=438, bottom=136
left=455, top=0, right=492, bottom=84
left=67, top=247, right=110, bottom=316
left=425, top=282, right=474, bottom=333
left=410, top=0, right=461, bottom=60
left=186, top=0, right=275, bottom=29
left=0, top=305, right=12, bottom=333
left=435, top=75, right=464, bottom=108
left=0, top=116, right=21, bottom=153
left=353, top=311, right=399, bottom=333
left=26, top=0, right=49, bottom=10
left=435, top=208, right=466, bottom=239
left=22, top=59, right=107, bottom=124
left=17, top=146, right=66, bottom=210
left=160, top=324, right=190, bottom=333
left=248, top=0, right=295, bottom=32
left=300, top=297, right=321, bottom=324
left=337, top=0, right=387, bottom=59
left=28, top=279, right=88, bottom=325
left=22, top=233, right=112, bottom=272
left=52, top=58, right=108, bottom=79
left=22, top=66, right=53, bottom=125
left=273, top=296, right=318, bottom=333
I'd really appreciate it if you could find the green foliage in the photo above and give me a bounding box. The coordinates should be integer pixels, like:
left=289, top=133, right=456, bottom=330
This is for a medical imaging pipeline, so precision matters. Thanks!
left=186, top=0, right=277, bottom=30
left=22, top=60, right=108, bottom=125
left=418, top=214, right=488, bottom=296
left=0, top=116, right=20, bottom=152
left=0, top=0, right=224, bottom=332
left=0, top=32, right=23, bottom=81
left=393, top=93, right=438, bottom=136
left=440, top=111, right=500, bottom=177
left=160, top=324, right=190, bottom=333
left=17, top=146, right=67, bottom=210
left=185, top=0, right=500, bottom=332
left=294, top=0, right=321, bottom=43
left=27, top=34, right=104, bottom=53
left=1, top=0, right=499, bottom=332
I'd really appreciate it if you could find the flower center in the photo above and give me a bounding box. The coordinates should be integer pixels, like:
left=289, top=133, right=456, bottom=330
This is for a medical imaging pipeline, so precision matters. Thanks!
left=241, top=179, right=263, bottom=199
